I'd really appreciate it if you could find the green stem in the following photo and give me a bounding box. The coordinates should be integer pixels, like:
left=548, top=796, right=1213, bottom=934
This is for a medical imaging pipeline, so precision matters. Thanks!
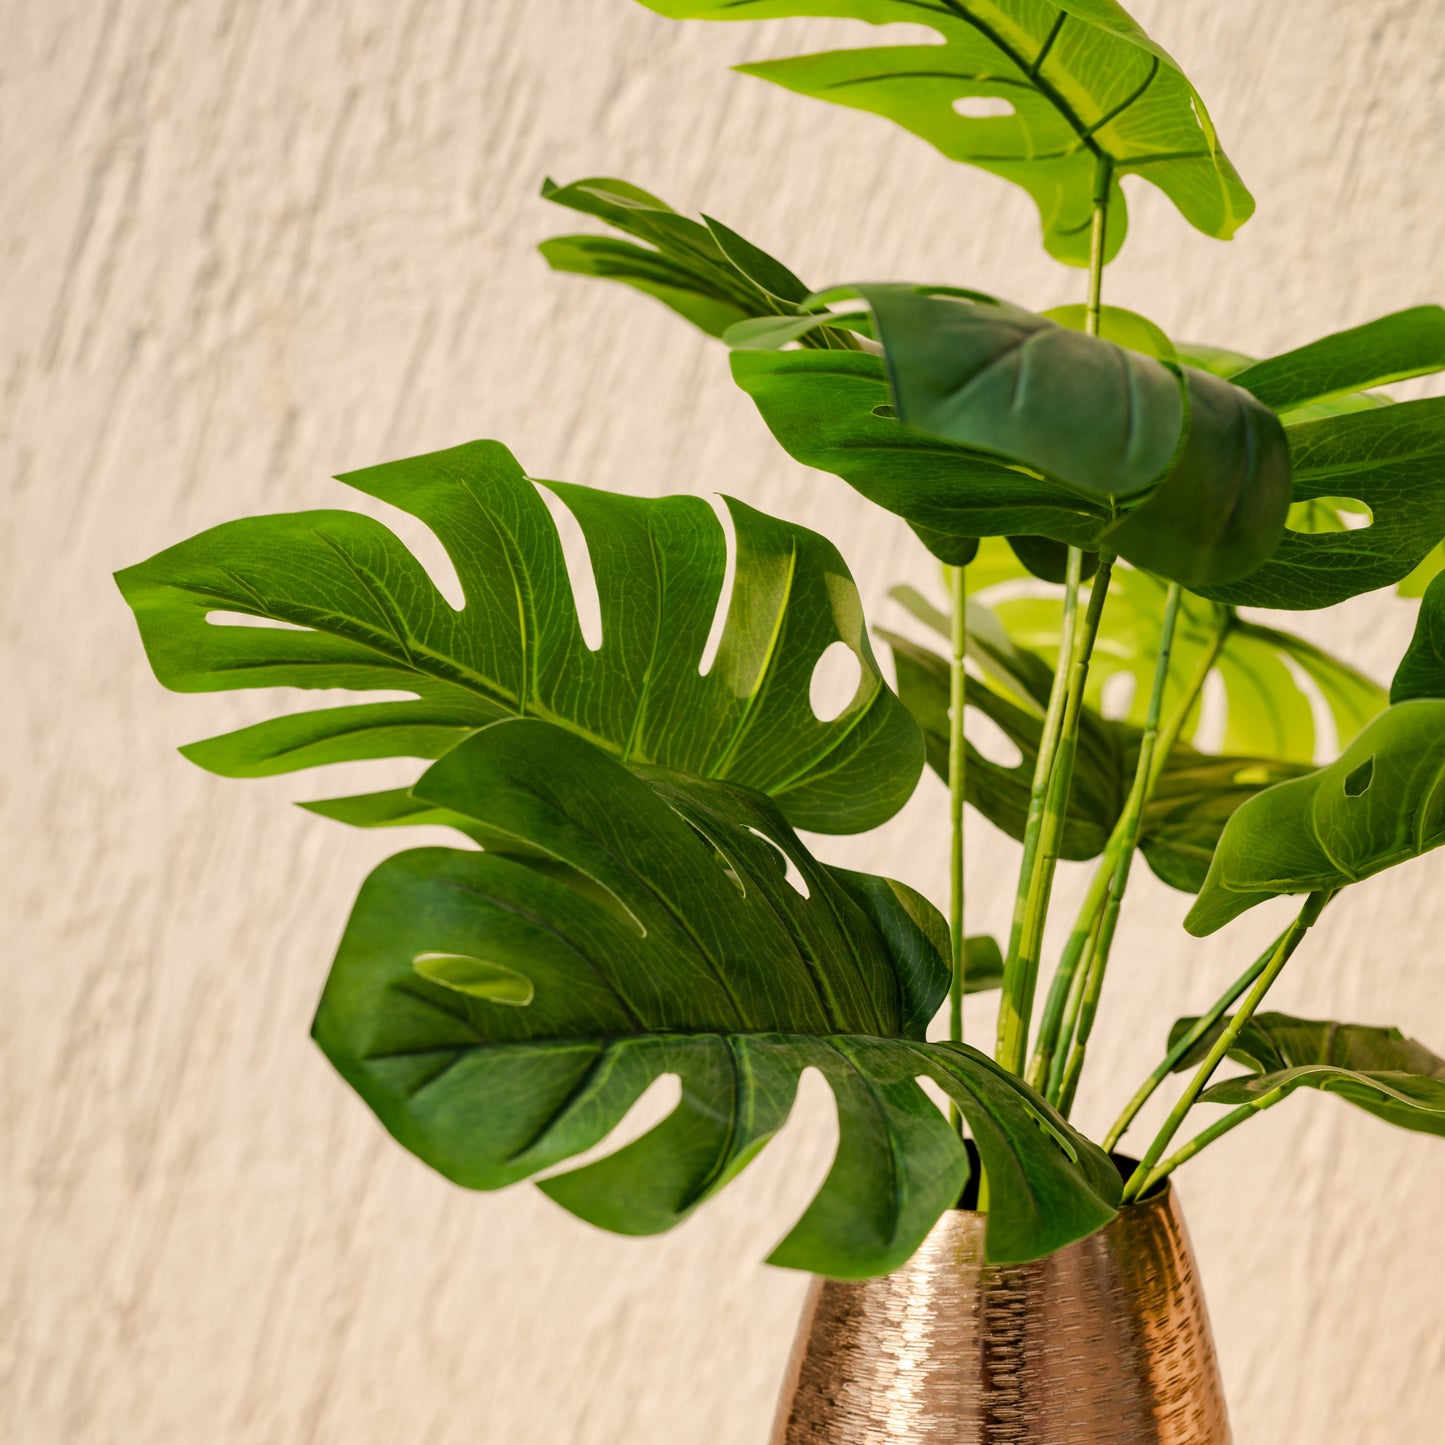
left=1030, top=597, right=1228, bottom=1098
left=1003, top=553, right=1115, bottom=1073
left=1122, top=889, right=1333, bottom=1203
left=1044, top=888, right=1107, bottom=1101
left=996, top=154, right=1114, bottom=1077
left=1133, top=1089, right=1291, bottom=1194
left=1051, top=582, right=1184, bottom=1110
left=1102, top=924, right=1289, bottom=1154
left=995, top=547, right=1082, bottom=1070
left=947, top=562, right=968, bottom=1129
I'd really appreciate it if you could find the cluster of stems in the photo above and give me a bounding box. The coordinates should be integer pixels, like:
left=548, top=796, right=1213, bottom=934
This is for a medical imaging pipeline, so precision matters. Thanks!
left=944, top=153, right=1323, bottom=1205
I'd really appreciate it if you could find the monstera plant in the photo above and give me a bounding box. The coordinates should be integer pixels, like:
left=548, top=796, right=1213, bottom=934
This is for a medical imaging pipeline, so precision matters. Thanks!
left=121, top=0, right=1444, bottom=1394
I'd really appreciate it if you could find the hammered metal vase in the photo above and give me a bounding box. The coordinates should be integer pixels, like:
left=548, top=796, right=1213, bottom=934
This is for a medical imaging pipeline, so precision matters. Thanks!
left=770, top=1183, right=1229, bottom=1444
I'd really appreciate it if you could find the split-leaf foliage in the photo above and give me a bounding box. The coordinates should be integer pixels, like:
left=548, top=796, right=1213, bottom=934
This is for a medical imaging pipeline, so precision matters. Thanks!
left=119, top=0, right=1445, bottom=1282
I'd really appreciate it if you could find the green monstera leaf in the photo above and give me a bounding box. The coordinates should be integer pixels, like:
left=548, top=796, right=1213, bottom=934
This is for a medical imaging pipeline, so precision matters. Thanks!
left=1167, top=1013, right=1445, bottom=1138
left=538, top=176, right=859, bottom=346
left=1229, top=305, right=1445, bottom=415
left=733, top=288, right=1293, bottom=588
left=631, top=0, right=1253, bottom=265
left=883, top=619, right=1308, bottom=891
left=312, top=719, right=1120, bottom=1274
left=115, top=439, right=922, bottom=834
left=1185, top=700, right=1445, bottom=934
left=1198, top=400, right=1445, bottom=610
left=1391, top=570, right=1445, bottom=704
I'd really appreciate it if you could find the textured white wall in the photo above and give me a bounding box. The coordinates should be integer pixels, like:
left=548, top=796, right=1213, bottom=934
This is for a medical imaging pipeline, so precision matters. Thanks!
left=5, top=2, right=1444, bottom=1442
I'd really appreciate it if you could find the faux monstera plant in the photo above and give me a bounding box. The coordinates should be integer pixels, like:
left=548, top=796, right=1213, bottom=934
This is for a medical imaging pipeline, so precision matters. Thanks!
left=120, top=0, right=1445, bottom=1282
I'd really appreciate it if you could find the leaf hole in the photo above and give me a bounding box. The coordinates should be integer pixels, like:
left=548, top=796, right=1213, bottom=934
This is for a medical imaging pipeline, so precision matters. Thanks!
left=745, top=826, right=811, bottom=899
left=965, top=707, right=1024, bottom=770
left=871, top=402, right=898, bottom=419
left=697, top=495, right=737, bottom=677
left=1343, top=756, right=1375, bottom=797
left=535, top=482, right=602, bottom=651
left=953, top=95, right=1016, bottom=119
left=1190, top=668, right=1228, bottom=754
left=411, top=953, right=533, bottom=1005
left=1098, top=670, right=1137, bottom=720
left=810, top=641, right=863, bottom=722
left=1285, top=496, right=1374, bottom=535
left=204, top=610, right=309, bottom=630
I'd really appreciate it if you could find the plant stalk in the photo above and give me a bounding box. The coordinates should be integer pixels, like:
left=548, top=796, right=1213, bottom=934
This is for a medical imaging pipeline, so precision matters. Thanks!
left=1122, top=889, right=1333, bottom=1202
left=1051, top=582, right=1184, bottom=1110
left=1029, top=597, right=1228, bottom=1098
left=948, top=561, right=968, bottom=1130
left=995, top=153, right=1115, bottom=1077
left=1101, top=923, right=1290, bottom=1153
left=1134, top=1089, right=1291, bottom=1190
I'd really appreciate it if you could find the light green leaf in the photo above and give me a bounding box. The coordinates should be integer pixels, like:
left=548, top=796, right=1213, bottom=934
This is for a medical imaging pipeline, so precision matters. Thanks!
left=1230, top=306, right=1445, bottom=415
left=1399, top=541, right=1445, bottom=599
left=632, top=0, right=1252, bottom=265
left=1199, top=400, right=1445, bottom=609
left=883, top=621, right=1309, bottom=891
left=312, top=719, right=1120, bottom=1273
left=115, top=439, right=922, bottom=835
left=988, top=567, right=1386, bottom=765
left=1185, top=700, right=1445, bottom=934
left=1041, top=302, right=1178, bottom=361
left=1392, top=571, right=1445, bottom=704
left=1167, top=1012, right=1445, bottom=1138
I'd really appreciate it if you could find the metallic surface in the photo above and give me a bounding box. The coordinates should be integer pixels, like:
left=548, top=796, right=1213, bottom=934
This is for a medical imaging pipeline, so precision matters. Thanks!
left=770, top=1186, right=1230, bottom=1444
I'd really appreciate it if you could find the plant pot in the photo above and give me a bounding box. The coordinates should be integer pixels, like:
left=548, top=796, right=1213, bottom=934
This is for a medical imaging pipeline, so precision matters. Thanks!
left=769, top=1178, right=1229, bottom=1444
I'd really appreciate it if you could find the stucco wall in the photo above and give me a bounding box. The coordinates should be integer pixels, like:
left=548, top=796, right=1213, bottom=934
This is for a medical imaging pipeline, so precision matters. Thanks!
left=5, top=2, right=1444, bottom=1441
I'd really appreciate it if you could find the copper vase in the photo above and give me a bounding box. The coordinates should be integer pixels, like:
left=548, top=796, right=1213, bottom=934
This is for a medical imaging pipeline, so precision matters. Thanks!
left=770, top=1183, right=1230, bottom=1444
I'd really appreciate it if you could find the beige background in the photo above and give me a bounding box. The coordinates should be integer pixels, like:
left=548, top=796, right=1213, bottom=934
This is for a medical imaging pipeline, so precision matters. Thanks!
left=5, top=2, right=1445, bottom=1441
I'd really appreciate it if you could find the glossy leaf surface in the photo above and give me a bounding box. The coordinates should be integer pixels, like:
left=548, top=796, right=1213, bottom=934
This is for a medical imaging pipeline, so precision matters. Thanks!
left=312, top=720, right=1119, bottom=1274
left=116, top=440, right=922, bottom=834
left=1168, top=1012, right=1445, bottom=1137
left=632, top=0, right=1253, bottom=264
left=1186, top=701, right=1445, bottom=934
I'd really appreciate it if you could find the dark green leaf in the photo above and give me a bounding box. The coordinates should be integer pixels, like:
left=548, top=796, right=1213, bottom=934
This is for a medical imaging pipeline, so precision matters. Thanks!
left=1199, top=400, right=1445, bottom=609
left=1230, top=306, right=1445, bottom=414
left=730, top=348, right=1112, bottom=562
left=539, top=176, right=855, bottom=346
left=1098, top=367, right=1293, bottom=589
left=1167, top=1012, right=1445, bottom=1138
left=864, top=286, right=1184, bottom=500
left=1391, top=570, right=1445, bottom=704
left=632, top=0, right=1253, bottom=265
left=116, top=439, right=922, bottom=834
left=312, top=719, right=1119, bottom=1273
left=1186, top=701, right=1445, bottom=934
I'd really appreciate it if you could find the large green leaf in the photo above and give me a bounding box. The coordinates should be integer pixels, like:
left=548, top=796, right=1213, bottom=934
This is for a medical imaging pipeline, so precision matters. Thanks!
left=1167, top=1012, right=1445, bottom=1138
left=115, top=439, right=922, bottom=834
left=1230, top=306, right=1445, bottom=415
left=538, top=176, right=858, bottom=346
left=632, top=0, right=1253, bottom=265
left=883, top=621, right=1308, bottom=891
left=1185, top=700, right=1445, bottom=935
left=1391, top=570, right=1445, bottom=704
left=312, top=719, right=1119, bottom=1273
left=731, top=348, right=1112, bottom=563
left=1199, top=400, right=1445, bottom=609
left=733, top=291, right=1293, bottom=587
